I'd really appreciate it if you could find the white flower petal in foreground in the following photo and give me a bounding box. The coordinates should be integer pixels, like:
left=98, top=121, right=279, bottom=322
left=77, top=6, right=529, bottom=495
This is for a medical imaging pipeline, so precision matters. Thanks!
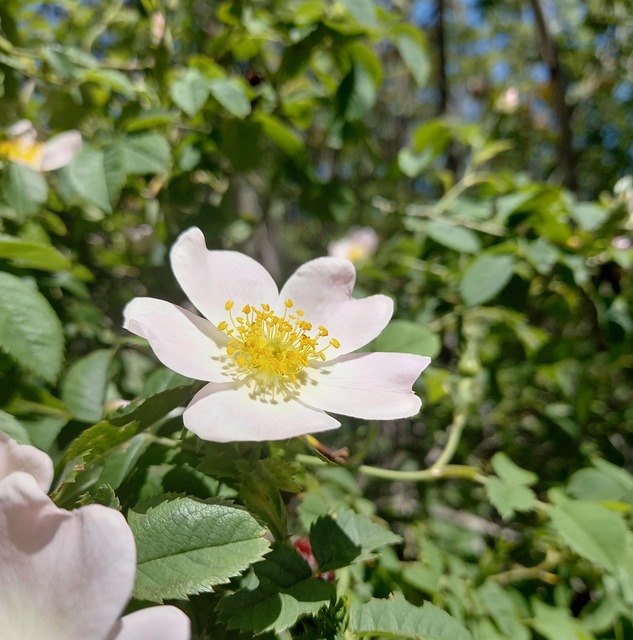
left=0, top=437, right=190, bottom=640
left=0, top=431, right=53, bottom=492
left=123, top=227, right=431, bottom=442
left=0, top=119, right=81, bottom=171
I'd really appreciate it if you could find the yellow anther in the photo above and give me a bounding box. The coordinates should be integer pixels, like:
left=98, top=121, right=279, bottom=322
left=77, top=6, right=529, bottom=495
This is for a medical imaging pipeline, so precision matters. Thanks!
left=330, top=338, right=340, bottom=349
left=217, top=300, right=339, bottom=385
left=225, top=301, right=234, bottom=310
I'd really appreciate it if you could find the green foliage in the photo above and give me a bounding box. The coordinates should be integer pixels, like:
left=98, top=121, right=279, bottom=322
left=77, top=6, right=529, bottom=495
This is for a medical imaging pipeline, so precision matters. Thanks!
left=485, top=453, right=537, bottom=519
left=372, top=320, right=441, bottom=359
left=217, top=544, right=336, bottom=633
left=61, top=349, right=113, bottom=423
left=130, top=497, right=270, bottom=602
left=0, top=272, right=64, bottom=383
left=310, top=509, right=401, bottom=571
left=0, top=0, right=632, bottom=637
left=3, top=162, right=47, bottom=218
left=549, top=492, right=628, bottom=573
left=348, top=593, right=472, bottom=640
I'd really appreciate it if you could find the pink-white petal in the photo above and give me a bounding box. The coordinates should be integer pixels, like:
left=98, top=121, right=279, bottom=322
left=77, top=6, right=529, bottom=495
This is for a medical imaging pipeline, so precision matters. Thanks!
left=123, top=297, right=232, bottom=383
left=40, top=130, right=82, bottom=171
left=300, top=352, right=430, bottom=420
left=183, top=382, right=340, bottom=442
left=277, top=257, right=393, bottom=356
left=0, top=473, right=135, bottom=640
left=170, top=227, right=279, bottom=326
left=107, top=606, right=191, bottom=640
left=0, top=432, right=53, bottom=492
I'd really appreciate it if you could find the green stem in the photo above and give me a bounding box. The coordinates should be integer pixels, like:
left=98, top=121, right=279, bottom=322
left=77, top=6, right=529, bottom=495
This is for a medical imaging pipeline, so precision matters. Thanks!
left=295, top=454, right=485, bottom=484
left=357, top=463, right=486, bottom=483
left=429, top=413, right=466, bottom=470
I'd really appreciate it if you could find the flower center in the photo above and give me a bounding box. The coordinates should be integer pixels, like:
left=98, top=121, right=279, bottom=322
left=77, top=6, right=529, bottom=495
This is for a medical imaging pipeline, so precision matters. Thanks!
left=218, top=299, right=339, bottom=388
left=0, top=139, right=44, bottom=169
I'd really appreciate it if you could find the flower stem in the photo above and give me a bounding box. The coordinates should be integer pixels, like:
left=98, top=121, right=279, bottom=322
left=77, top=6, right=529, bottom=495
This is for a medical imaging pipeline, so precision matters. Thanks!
left=429, top=412, right=466, bottom=471
left=357, top=463, right=486, bottom=483
left=295, top=454, right=485, bottom=484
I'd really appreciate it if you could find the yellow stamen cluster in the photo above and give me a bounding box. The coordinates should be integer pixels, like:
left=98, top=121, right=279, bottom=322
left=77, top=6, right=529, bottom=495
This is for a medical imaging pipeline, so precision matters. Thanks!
left=218, top=298, right=339, bottom=384
left=0, top=139, right=44, bottom=169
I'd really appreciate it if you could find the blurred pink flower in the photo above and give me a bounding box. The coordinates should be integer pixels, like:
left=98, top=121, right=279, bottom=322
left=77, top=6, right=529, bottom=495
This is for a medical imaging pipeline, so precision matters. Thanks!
left=495, top=87, right=520, bottom=113
left=327, top=226, right=379, bottom=263
left=124, top=227, right=430, bottom=442
left=0, top=434, right=190, bottom=640
left=0, top=120, right=82, bottom=171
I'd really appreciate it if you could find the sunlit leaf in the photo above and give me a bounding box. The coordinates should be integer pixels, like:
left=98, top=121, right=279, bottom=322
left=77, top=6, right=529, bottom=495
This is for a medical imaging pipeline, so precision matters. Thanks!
left=61, top=349, right=113, bottom=423
left=208, top=78, right=251, bottom=118
left=0, top=272, right=64, bottom=382
left=131, top=498, right=270, bottom=602
left=170, top=68, right=210, bottom=116
left=3, top=162, right=47, bottom=218
left=348, top=592, right=472, bottom=639
left=460, top=254, right=515, bottom=306
left=549, top=492, right=627, bottom=573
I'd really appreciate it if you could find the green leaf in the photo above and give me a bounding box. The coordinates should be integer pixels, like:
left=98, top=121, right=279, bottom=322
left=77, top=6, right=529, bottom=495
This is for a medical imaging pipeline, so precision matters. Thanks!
left=255, top=113, right=303, bottom=157
left=568, top=460, right=633, bottom=503
left=67, top=145, right=125, bottom=213
left=121, top=134, right=171, bottom=175
left=257, top=458, right=303, bottom=493
left=492, top=452, right=537, bottom=486
left=0, top=409, right=30, bottom=444
left=340, top=0, right=378, bottom=27
left=372, top=319, right=440, bottom=358
left=130, top=498, right=270, bottom=602
left=217, top=543, right=335, bottom=633
left=393, top=25, right=430, bottom=87
left=170, top=68, right=210, bottom=116
left=61, top=420, right=140, bottom=469
left=570, top=202, right=610, bottom=232
left=348, top=592, right=472, bottom=640
left=107, top=382, right=203, bottom=428
left=459, top=254, right=515, bottom=306
left=426, top=219, right=481, bottom=254
left=398, top=148, right=431, bottom=177
left=82, top=68, right=136, bottom=98
left=337, top=62, right=377, bottom=121
left=549, top=493, right=628, bottom=573
left=478, top=581, right=530, bottom=640
left=61, top=349, right=113, bottom=423
left=486, top=478, right=536, bottom=520
left=519, top=238, right=559, bottom=275
left=208, top=78, right=251, bottom=118
left=0, top=272, right=64, bottom=383
left=530, top=600, right=594, bottom=640
left=0, top=234, right=70, bottom=271
left=311, top=510, right=401, bottom=572
left=486, top=453, right=537, bottom=519
left=3, top=162, right=48, bottom=218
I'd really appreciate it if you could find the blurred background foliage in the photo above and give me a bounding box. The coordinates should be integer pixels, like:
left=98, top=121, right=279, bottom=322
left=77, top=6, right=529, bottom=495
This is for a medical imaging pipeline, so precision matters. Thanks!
left=0, top=0, right=632, bottom=638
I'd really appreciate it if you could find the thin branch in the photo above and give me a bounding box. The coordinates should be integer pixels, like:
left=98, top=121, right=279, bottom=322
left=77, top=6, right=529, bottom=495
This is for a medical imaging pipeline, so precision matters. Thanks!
left=527, top=0, right=577, bottom=191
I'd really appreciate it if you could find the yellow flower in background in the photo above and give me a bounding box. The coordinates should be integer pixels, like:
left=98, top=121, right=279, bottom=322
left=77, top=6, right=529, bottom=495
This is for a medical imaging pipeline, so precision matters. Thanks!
left=327, top=226, right=379, bottom=264
left=0, top=120, right=82, bottom=171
